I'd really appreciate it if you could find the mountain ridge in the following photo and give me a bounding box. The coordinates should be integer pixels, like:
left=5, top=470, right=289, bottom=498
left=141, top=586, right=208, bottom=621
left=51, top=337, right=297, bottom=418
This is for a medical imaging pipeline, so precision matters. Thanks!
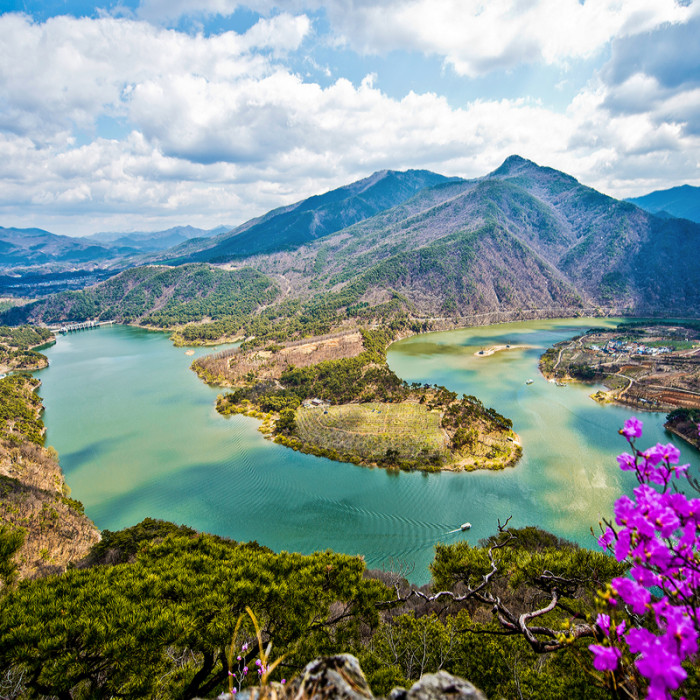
left=626, top=184, right=700, bottom=224
left=5, top=157, right=700, bottom=333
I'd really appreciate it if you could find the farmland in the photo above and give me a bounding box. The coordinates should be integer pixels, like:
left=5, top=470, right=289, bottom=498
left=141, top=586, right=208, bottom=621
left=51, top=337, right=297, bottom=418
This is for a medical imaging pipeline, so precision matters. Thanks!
left=539, top=322, right=700, bottom=413
left=294, top=402, right=448, bottom=465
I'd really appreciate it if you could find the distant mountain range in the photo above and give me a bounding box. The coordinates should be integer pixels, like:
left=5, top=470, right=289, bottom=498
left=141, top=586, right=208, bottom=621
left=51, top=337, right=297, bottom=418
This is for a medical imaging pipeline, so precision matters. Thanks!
left=5, top=157, right=700, bottom=327
left=626, top=185, right=700, bottom=223
left=87, top=225, right=230, bottom=253
left=0, top=226, right=125, bottom=267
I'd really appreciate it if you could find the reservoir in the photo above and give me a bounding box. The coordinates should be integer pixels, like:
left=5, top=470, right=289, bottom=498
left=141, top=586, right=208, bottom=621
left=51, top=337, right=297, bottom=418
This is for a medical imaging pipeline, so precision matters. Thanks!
left=35, top=319, right=700, bottom=584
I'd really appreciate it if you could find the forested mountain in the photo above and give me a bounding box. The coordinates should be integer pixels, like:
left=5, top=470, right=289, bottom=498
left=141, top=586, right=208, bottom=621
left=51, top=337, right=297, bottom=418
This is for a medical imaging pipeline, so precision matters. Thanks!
left=240, top=155, right=700, bottom=318
left=87, top=224, right=230, bottom=253
left=3, top=264, right=279, bottom=327
left=627, top=184, right=700, bottom=223
left=6, top=157, right=700, bottom=333
left=164, top=169, right=454, bottom=263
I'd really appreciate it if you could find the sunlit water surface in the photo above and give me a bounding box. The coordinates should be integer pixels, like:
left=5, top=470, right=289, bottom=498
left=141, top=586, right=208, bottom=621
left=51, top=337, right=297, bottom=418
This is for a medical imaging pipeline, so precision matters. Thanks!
left=35, top=320, right=700, bottom=584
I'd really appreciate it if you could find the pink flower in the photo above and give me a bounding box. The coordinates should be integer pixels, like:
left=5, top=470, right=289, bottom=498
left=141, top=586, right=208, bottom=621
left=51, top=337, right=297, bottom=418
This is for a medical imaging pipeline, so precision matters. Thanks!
left=589, top=644, right=621, bottom=671
left=597, top=613, right=612, bottom=637
left=598, top=527, right=615, bottom=549
left=621, top=417, right=643, bottom=439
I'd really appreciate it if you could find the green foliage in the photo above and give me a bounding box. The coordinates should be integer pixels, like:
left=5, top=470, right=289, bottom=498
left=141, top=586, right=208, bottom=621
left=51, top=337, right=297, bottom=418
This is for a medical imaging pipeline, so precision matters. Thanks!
left=87, top=517, right=198, bottom=565
left=362, top=609, right=609, bottom=700
left=431, top=526, right=626, bottom=614
left=0, top=525, right=24, bottom=589
left=0, top=531, right=388, bottom=699
left=0, top=374, right=45, bottom=445
left=9, top=265, right=279, bottom=328
left=274, top=408, right=297, bottom=435
left=0, top=325, right=51, bottom=351
left=667, top=407, right=700, bottom=423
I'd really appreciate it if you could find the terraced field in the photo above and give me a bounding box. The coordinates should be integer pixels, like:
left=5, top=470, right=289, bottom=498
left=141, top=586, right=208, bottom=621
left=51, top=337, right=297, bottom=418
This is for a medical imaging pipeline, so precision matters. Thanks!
left=294, top=402, right=449, bottom=463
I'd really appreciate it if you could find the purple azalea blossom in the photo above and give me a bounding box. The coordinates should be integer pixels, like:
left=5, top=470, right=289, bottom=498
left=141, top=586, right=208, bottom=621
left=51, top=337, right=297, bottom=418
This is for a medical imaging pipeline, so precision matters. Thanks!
left=589, top=644, right=621, bottom=671
left=596, top=613, right=612, bottom=637
left=621, top=417, right=643, bottom=439
left=596, top=419, right=700, bottom=700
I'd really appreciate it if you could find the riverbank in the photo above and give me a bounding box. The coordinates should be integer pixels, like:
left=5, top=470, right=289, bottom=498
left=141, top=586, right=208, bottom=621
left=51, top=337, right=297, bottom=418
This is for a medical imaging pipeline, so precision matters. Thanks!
left=0, top=374, right=99, bottom=579
left=539, top=322, right=700, bottom=449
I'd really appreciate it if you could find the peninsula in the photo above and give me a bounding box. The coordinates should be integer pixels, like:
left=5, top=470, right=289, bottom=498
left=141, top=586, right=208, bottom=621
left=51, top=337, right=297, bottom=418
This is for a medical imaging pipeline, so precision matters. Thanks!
left=539, top=321, right=700, bottom=447
left=194, top=328, right=521, bottom=472
left=0, top=325, right=54, bottom=374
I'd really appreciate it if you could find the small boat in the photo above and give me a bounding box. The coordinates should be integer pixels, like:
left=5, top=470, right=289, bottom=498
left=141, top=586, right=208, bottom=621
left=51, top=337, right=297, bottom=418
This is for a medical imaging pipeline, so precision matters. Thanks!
left=460, top=522, right=471, bottom=531
left=525, top=379, right=534, bottom=385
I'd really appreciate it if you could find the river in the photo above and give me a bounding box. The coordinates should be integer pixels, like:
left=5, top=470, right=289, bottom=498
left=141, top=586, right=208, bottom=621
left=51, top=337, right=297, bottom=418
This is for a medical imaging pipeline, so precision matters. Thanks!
left=34, top=319, right=700, bottom=584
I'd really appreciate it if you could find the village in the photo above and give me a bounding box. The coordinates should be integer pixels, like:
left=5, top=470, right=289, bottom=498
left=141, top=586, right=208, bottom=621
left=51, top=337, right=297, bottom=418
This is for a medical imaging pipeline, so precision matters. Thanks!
left=539, top=323, right=700, bottom=413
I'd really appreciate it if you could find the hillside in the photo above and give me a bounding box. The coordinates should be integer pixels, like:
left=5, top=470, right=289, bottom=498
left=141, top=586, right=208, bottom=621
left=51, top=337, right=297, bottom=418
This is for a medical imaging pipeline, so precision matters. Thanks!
left=3, top=264, right=280, bottom=327
left=0, top=374, right=99, bottom=579
left=627, top=184, right=700, bottom=223
left=164, top=169, right=454, bottom=263
left=6, top=157, right=700, bottom=339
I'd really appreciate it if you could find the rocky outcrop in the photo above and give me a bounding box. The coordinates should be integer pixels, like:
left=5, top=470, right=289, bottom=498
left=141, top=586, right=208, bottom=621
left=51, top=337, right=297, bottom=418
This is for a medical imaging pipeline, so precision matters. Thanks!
left=0, top=375, right=99, bottom=580
left=213, top=654, right=486, bottom=700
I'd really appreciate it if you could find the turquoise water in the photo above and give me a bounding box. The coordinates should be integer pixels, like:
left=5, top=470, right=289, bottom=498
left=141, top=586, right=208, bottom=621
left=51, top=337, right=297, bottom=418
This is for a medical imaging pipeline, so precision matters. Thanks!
left=35, top=320, right=700, bottom=584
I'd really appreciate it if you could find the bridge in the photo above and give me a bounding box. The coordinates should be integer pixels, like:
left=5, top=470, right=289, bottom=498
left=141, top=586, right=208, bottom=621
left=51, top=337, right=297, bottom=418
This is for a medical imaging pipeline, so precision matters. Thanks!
left=50, top=320, right=115, bottom=334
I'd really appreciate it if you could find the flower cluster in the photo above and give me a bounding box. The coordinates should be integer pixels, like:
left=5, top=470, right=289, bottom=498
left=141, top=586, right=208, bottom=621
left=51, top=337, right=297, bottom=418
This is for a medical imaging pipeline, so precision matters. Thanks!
left=224, top=607, right=287, bottom=698
left=591, top=418, right=700, bottom=699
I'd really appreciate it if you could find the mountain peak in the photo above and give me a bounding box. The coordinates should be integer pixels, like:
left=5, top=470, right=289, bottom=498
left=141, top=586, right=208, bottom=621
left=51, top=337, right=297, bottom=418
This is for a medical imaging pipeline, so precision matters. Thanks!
left=489, top=155, right=538, bottom=177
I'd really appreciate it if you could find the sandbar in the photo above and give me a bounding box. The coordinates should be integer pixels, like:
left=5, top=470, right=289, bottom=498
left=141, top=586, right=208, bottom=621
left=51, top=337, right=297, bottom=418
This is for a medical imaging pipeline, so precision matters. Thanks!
left=474, top=344, right=531, bottom=357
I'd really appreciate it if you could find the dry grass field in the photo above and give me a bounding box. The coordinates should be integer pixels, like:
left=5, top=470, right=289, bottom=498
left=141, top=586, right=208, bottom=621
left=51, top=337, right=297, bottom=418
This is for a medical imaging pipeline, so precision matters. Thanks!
left=294, top=402, right=448, bottom=463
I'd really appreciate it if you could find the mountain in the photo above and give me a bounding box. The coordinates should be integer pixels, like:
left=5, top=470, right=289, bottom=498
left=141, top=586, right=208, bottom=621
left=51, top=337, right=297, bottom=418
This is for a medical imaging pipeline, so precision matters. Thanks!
left=87, top=225, right=230, bottom=253
left=8, top=157, right=700, bottom=330
left=239, top=155, right=700, bottom=318
left=0, top=226, right=133, bottom=267
left=626, top=185, right=700, bottom=223
left=3, top=264, right=279, bottom=327
left=164, top=169, right=454, bottom=263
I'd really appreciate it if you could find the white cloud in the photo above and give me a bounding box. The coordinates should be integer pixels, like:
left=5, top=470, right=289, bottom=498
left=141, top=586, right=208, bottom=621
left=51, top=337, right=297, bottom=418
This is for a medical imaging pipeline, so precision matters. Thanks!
left=1, top=8, right=700, bottom=236
left=135, top=0, right=694, bottom=76
left=328, top=0, right=693, bottom=76
left=0, top=12, right=308, bottom=142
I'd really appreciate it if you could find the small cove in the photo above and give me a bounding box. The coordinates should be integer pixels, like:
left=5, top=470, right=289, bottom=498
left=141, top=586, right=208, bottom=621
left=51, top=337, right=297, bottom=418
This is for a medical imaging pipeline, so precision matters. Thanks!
left=35, top=319, right=700, bottom=584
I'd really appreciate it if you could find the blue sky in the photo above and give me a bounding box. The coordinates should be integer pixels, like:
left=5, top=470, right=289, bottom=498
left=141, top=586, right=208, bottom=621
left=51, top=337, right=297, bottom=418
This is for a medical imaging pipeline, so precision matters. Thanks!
left=0, top=0, right=698, bottom=235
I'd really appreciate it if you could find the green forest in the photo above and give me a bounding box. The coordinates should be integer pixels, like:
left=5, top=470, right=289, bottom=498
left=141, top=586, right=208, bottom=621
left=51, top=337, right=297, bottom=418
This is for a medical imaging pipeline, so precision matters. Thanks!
left=0, top=325, right=52, bottom=372
left=1, top=265, right=279, bottom=328
left=2, top=517, right=669, bottom=700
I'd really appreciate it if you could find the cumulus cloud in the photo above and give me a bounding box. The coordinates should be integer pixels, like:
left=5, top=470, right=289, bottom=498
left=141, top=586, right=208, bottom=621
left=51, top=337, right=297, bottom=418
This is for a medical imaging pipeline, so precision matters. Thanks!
left=0, top=12, right=308, bottom=141
left=604, top=12, right=700, bottom=90
left=1, top=7, right=699, bottom=235
left=136, top=0, right=694, bottom=76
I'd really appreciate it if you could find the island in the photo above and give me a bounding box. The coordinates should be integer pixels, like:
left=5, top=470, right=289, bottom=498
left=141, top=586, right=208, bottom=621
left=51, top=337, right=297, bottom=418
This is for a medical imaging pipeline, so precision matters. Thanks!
left=194, top=328, right=521, bottom=472
left=539, top=321, right=700, bottom=447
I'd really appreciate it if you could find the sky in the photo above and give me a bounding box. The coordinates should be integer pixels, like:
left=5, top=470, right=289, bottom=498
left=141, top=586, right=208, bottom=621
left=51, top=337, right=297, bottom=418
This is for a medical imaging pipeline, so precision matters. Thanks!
left=0, top=0, right=699, bottom=236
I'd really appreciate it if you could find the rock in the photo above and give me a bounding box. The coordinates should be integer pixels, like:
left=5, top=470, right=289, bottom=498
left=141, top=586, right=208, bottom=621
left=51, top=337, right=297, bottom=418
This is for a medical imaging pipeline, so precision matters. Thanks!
left=389, top=671, right=487, bottom=700
left=208, top=655, right=487, bottom=700
left=291, top=654, right=374, bottom=700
